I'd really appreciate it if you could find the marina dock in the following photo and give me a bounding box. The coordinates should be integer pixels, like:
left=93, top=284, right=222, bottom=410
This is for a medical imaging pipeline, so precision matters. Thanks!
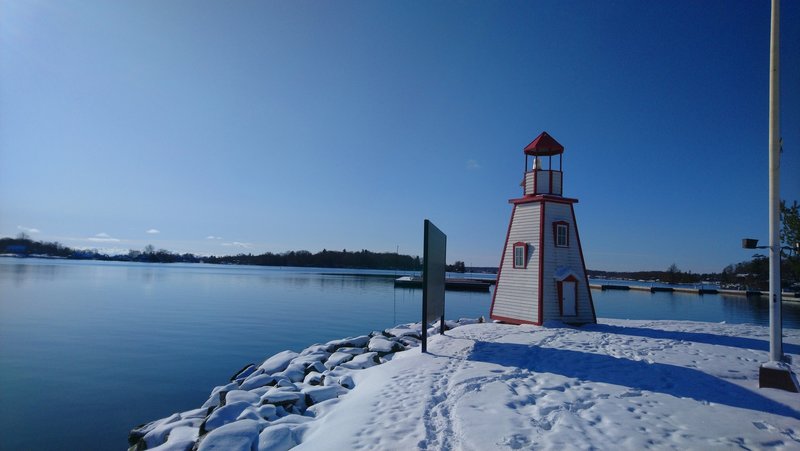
left=589, top=284, right=799, bottom=301
left=394, top=276, right=492, bottom=292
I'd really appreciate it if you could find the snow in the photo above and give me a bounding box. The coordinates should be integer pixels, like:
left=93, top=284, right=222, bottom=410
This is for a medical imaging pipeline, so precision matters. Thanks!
left=131, top=318, right=800, bottom=450
left=296, top=320, right=800, bottom=450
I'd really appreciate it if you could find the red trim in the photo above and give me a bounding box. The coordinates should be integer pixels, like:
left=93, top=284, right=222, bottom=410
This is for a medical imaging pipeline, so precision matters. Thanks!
left=549, top=171, right=553, bottom=193
left=552, top=221, right=569, bottom=247
left=512, top=195, right=577, bottom=205
left=523, top=131, right=564, bottom=156
left=557, top=276, right=579, bottom=316
left=570, top=204, right=597, bottom=323
left=538, top=202, right=545, bottom=325
left=512, top=241, right=527, bottom=269
left=491, top=314, right=539, bottom=325
left=489, top=204, right=516, bottom=321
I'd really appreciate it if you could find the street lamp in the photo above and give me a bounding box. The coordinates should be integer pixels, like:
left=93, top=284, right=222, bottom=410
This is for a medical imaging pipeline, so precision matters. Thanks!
left=749, top=0, right=800, bottom=392
left=741, top=236, right=798, bottom=391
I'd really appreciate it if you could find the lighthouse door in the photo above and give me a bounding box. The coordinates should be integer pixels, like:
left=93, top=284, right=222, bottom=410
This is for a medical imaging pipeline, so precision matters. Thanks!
left=561, top=281, right=577, bottom=316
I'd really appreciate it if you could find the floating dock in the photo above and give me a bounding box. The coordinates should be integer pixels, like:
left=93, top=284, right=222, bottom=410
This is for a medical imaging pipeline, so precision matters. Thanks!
left=394, top=276, right=492, bottom=292
left=589, top=284, right=799, bottom=301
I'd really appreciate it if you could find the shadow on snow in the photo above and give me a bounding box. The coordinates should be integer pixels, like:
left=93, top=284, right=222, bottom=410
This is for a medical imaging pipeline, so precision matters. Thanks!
left=584, top=323, right=800, bottom=355
left=465, top=337, right=800, bottom=420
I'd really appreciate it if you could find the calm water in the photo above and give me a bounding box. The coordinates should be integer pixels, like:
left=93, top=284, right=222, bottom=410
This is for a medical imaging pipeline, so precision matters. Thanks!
left=1, top=259, right=799, bottom=450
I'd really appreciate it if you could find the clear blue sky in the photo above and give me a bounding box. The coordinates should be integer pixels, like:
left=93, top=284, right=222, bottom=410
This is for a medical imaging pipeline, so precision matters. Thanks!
left=1, top=0, right=798, bottom=273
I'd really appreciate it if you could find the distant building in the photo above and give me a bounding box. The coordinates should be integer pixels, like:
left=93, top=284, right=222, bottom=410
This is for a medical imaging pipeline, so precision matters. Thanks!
left=490, top=132, right=596, bottom=325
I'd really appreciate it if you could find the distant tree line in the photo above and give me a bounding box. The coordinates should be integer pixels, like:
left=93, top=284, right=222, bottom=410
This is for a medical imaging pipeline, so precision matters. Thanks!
left=0, top=236, right=425, bottom=270
left=3, top=199, right=798, bottom=288
left=204, top=248, right=422, bottom=270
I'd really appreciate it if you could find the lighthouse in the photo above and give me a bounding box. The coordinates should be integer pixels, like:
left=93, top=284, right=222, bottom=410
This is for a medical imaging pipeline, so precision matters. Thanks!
left=490, top=132, right=596, bottom=325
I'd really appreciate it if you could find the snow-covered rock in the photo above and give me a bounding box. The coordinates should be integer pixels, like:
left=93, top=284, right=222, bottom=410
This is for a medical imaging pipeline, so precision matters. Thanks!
left=202, top=401, right=253, bottom=433
left=197, top=419, right=259, bottom=451
left=257, top=424, right=297, bottom=451
left=238, top=374, right=276, bottom=391
left=302, top=385, right=345, bottom=405
left=147, top=425, right=198, bottom=451
left=230, top=364, right=257, bottom=383
left=257, top=350, right=299, bottom=374
left=260, top=388, right=301, bottom=407
left=273, top=363, right=306, bottom=382
left=338, top=351, right=380, bottom=369
left=201, top=383, right=239, bottom=408
left=324, top=351, right=354, bottom=369
left=224, top=390, right=261, bottom=406
left=143, top=418, right=202, bottom=448
left=367, top=336, right=404, bottom=353
left=303, top=371, right=323, bottom=386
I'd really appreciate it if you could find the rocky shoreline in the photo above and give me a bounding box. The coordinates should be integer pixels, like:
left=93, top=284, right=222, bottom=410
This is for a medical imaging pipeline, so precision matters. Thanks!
left=128, top=317, right=484, bottom=450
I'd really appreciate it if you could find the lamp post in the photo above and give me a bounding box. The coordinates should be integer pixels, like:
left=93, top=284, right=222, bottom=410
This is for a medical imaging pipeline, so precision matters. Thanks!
left=740, top=0, right=799, bottom=392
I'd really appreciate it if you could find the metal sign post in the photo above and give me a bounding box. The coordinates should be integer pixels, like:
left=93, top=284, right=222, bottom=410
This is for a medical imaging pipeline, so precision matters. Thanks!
left=421, top=219, right=446, bottom=353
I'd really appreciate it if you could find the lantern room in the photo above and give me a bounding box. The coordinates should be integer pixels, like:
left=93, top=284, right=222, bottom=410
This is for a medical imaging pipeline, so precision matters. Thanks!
left=523, top=131, right=563, bottom=197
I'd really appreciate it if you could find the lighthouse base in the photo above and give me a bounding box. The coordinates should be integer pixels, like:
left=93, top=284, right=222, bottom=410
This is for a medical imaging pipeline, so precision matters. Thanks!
left=759, top=362, right=799, bottom=392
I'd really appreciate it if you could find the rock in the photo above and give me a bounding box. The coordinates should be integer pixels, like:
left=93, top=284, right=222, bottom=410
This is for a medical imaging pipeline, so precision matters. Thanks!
left=225, top=390, right=261, bottom=406
left=179, top=407, right=210, bottom=420
left=335, top=346, right=365, bottom=356
left=147, top=425, right=198, bottom=451
left=299, top=344, right=328, bottom=355
left=202, top=401, right=252, bottom=433
left=271, top=414, right=314, bottom=425
left=257, top=350, right=299, bottom=374
left=367, top=336, right=404, bottom=353
left=324, top=335, right=370, bottom=351
left=385, top=324, right=422, bottom=338
left=201, top=383, right=239, bottom=408
left=324, top=351, right=354, bottom=369
left=456, top=317, right=480, bottom=325
left=336, top=374, right=355, bottom=389
left=303, top=371, right=324, bottom=386
left=322, top=374, right=354, bottom=389
left=239, top=374, right=277, bottom=391
left=339, top=351, right=380, bottom=369
left=305, top=360, right=326, bottom=374
left=230, top=363, right=257, bottom=383
left=143, top=418, right=202, bottom=448
left=302, top=385, right=344, bottom=405
left=129, top=414, right=180, bottom=447
left=399, top=336, right=421, bottom=347
left=235, top=406, right=266, bottom=423
left=257, top=424, right=297, bottom=451
left=260, top=388, right=301, bottom=407
left=273, top=363, right=305, bottom=382
left=275, top=378, right=295, bottom=388
left=197, top=419, right=259, bottom=451
left=256, top=404, right=278, bottom=420
left=291, top=351, right=330, bottom=367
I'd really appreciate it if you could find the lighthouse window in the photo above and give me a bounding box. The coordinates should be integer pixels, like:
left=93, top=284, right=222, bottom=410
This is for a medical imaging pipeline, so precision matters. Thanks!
left=555, top=223, right=569, bottom=247
left=513, top=242, right=527, bottom=268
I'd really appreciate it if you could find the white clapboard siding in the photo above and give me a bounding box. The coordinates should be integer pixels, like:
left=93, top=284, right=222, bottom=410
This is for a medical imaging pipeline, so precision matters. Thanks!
left=492, top=202, right=541, bottom=323
left=524, top=172, right=535, bottom=196
left=541, top=202, right=594, bottom=323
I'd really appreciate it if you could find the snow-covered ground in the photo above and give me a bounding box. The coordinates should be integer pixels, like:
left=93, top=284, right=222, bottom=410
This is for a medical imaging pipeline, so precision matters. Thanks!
left=131, top=319, right=800, bottom=450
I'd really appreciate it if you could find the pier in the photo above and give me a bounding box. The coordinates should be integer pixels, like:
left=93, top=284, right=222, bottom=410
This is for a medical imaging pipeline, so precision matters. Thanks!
left=394, top=276, right=492, bottom=292
left=589, top=284, right=799, bottom=301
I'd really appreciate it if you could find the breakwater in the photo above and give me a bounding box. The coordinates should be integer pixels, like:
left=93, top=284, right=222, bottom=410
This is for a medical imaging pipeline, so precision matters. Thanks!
left=128, top=318, right=483, bottom=450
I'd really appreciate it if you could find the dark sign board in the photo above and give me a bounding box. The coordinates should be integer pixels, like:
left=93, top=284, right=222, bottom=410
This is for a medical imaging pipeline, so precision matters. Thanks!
left=422, top=219, right=446, bottom=353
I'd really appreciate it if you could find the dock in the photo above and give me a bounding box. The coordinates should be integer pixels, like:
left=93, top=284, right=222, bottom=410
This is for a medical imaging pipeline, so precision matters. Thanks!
left=589, top=284, right=799, bottom=301
left=394, top=276, right=492, bottom=292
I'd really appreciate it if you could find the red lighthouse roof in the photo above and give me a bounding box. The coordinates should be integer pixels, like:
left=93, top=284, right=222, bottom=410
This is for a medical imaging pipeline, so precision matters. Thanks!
left=523, top=132, right=564, bottom=156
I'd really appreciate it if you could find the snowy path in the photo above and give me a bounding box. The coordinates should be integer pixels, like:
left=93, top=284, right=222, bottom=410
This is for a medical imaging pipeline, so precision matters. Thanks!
left=297, top=320, right=800, bottom=450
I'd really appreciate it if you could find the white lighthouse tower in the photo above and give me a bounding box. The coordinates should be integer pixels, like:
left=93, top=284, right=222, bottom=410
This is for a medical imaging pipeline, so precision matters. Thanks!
left=490, top=132, right=596, bottom=325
